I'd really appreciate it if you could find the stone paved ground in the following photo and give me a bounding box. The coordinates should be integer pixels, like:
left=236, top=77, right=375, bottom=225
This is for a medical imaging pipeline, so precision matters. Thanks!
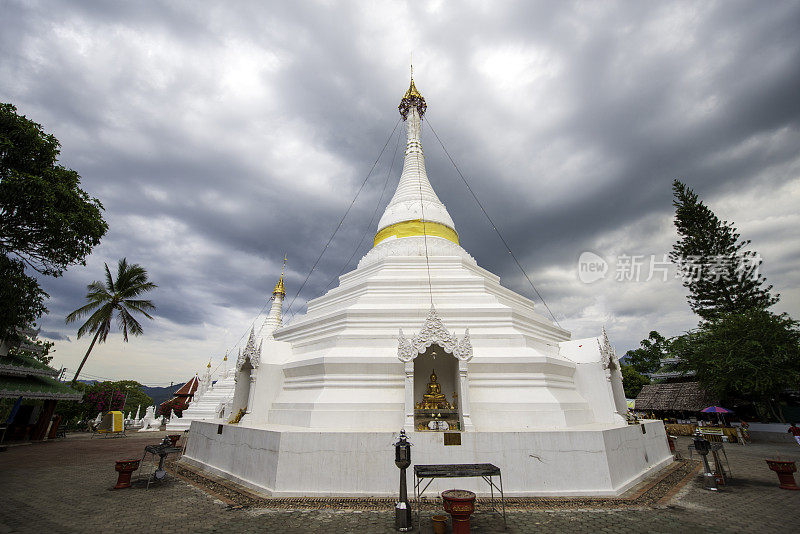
left=0, top=433, right=799, bottom=533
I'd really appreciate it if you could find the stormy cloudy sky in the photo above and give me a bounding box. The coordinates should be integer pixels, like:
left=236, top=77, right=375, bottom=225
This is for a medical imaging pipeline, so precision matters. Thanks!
left=2, top=1, right=799, bottom=385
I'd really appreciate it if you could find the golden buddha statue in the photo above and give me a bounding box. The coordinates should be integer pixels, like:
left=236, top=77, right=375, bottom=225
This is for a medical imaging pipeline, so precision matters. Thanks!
left=420, top=369, right=451, bottom=410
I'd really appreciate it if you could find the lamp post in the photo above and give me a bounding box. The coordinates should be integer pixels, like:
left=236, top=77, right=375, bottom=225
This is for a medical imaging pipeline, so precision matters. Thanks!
left=394, top=429, right=413, bottom=531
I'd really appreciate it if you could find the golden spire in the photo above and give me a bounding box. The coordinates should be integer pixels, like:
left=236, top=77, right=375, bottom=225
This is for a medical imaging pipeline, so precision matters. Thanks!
left=404, top=78, right=422, bottom=100
left=399, top=58, right=426, bottom=119
left=223, top=352, right=228, bottom=362
left=405, top=57, right=422, bottom=99
left=273, top=255, right=287, bottom=297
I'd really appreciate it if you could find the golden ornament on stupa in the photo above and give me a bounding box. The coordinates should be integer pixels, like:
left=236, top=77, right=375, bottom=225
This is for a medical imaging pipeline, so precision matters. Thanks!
left=273, top=255, right=287, bottom=297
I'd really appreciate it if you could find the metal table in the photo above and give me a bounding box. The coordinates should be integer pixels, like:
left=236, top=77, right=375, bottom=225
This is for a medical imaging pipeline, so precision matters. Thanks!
left=140, top=443, right=182, bottom=489
left=688, top=441, right=732, bottom=484
left=413, top=463, right=506, bottom=529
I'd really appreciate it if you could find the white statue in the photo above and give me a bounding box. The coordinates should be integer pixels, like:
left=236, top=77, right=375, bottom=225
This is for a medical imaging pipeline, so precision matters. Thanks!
left=427, top=420, right=449, bottom=431
left=137, top=406, right=163, bottom=432
left=129, top=405, right=144, bottom=429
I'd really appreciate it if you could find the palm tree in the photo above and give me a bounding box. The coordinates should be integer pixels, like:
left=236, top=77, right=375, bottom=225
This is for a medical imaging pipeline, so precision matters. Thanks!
left=66, top=258, right=157, bottom=385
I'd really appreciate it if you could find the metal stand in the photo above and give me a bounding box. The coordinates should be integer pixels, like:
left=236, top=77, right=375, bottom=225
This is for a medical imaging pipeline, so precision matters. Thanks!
left=139, top=438, right=182, bottom=489
left=689, top=440, right=731, bottom=484
left=693, top=437, right=719, bottom=491
left=413, top=464, right=506, bottom=530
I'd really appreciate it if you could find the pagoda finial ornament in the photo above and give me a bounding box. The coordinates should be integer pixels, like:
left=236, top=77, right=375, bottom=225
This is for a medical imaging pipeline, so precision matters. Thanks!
left=399, top=68, right=426, bottom=119
left=273, top=255, right=287, bottom=297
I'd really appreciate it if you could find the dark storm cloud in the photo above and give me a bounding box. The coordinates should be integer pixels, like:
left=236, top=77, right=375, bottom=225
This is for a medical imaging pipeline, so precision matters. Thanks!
left=2, top=0, right=799, bottom=375
left=39, top=331, right=70, bottom=342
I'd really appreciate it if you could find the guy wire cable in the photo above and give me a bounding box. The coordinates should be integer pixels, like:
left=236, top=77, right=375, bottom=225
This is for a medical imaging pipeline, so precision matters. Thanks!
left=285, top=117, right=402, bottom=320
left=425, top=117, right=562, bottom=328
left=220, top=118, right=400, bottom=356
left=324, top=123, right=403, bottom=291
left=223, top=297, right=272, bottom=358
left=418, top=115, right=434, bottom=308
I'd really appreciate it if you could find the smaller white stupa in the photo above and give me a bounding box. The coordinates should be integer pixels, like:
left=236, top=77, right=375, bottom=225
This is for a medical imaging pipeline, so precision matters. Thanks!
left=166, top=354, right=237, bottom=431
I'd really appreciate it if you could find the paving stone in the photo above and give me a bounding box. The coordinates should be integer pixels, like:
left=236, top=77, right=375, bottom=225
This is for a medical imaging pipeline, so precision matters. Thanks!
left=0, top=433, right=798, bottom=532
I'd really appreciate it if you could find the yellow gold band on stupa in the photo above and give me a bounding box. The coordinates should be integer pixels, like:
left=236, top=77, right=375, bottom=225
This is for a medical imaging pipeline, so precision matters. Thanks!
left=374, top=219, right=459, bottom=247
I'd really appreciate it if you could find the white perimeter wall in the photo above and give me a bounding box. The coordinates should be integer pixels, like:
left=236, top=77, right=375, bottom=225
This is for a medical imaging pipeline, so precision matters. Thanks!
left=183, top=420, right=672, bottom=497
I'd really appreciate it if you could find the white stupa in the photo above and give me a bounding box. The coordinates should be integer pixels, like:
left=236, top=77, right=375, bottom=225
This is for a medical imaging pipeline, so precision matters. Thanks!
left=183, top=76, right=671, bottom=496
left=166, top=354, right=237, bottom=431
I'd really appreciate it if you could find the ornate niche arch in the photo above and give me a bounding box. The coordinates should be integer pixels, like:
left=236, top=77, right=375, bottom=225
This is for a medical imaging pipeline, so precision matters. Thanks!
left=598, top=327, right=628, bottom=422
left=397, top=307, right=474, bottom=431
left=231, top=329, right=262, bottom=420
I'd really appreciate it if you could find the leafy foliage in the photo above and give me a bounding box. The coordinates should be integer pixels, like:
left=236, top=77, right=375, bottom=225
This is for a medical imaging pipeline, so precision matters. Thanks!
left=8, top=331, right=55, bottom=366
left=623, top=331, right=669, bottom=375
left=621, top=364, right=651, bottom=398
left=0, top=255, right=47, bottom=345
left=0, top=103, right=107, bottom=340
left=59, top=380, right=153, bottom=425
left=115, top=380, right=155, bottom=415
left=85, top=384, right=126, bottom=414
left=160, top=397, right=187, bottom=419
left=670, top=180, right=778, bottom=320
left=672, top=310, right=800, bottom=421
left=668, top=180, right=797, bottom=420
left=65, top=258, right=157, bottom=384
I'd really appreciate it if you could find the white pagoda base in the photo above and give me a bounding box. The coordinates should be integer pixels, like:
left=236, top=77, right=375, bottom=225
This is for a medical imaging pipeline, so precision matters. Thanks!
left=182, top=420, right=672, bottom=496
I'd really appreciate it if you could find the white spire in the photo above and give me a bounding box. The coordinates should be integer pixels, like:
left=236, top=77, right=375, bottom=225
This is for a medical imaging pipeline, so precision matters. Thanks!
left=262, top=258, right=286, bottom=338
left=263, top=288, right=284, bottom=337
left=374, top=78, right=458, bottom=246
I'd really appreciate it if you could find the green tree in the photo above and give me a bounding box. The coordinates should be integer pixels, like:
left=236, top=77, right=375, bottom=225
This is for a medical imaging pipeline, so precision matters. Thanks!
left=8, top=332, right=54, bottom=366
left=53, top=381, right=87, bottom=429
left=65, top=258, right=157, bottom=384
left=672, top=310, right=800, bottom=422
left=0, top=103, right=107, bottom=342
left=669, top=180, right=777, bottom=321
left=621, top=364, right=651, bottom=398
left=0, top=255, right=47, bottom=344
left=81, top=380, right=153, bottom=416
left=114, top=380, right=154, bottom=414
left=624, top=331, right=669, bottom=375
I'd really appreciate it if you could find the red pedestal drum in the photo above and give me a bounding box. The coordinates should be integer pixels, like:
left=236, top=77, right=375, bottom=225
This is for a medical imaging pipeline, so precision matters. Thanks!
left=441, top=489, right=476, bottom=534
left=765, top=459, right=800, bottom=490
left=113, top=459, right=141, bottom=489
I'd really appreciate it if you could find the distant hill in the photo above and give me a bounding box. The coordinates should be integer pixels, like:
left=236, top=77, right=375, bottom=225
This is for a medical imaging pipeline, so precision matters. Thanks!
left=141, top=384, right=179, bottom=408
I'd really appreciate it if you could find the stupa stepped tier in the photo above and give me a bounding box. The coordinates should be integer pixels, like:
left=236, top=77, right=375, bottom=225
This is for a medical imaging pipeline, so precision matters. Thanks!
left=165, top=356, right=237, bottom=432
left=182, top=76, right=671, bottom=497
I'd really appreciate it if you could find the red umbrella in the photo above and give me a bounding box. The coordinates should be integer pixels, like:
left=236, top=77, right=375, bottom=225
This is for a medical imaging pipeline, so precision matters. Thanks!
left=701, top=406, right=733, bottom=413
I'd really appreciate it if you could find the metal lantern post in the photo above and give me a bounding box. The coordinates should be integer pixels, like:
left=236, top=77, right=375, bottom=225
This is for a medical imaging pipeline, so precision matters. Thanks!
left=394, top=429, right=413, bottom=531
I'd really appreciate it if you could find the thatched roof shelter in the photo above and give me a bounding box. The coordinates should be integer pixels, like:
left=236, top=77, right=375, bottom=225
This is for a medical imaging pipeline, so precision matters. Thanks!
left=635, top=382, right=716, bottom=412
